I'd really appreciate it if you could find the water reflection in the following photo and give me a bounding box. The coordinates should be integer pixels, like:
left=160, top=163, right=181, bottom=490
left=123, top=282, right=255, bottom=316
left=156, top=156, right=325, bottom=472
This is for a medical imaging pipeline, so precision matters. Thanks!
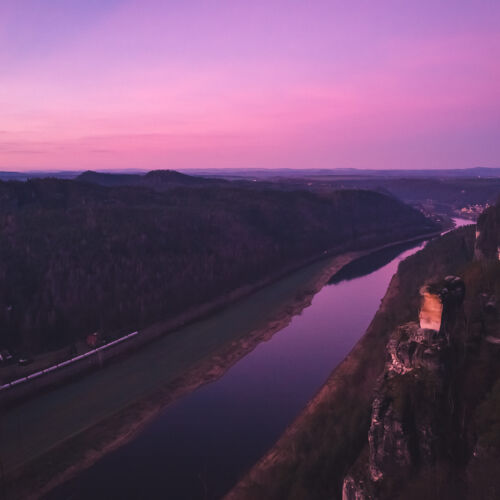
left=328, top=239, right=428, bottom=285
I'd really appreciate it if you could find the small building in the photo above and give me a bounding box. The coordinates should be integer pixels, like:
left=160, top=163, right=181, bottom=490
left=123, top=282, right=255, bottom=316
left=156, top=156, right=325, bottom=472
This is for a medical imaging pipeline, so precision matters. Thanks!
left=86, top=332, right=100, bottom=348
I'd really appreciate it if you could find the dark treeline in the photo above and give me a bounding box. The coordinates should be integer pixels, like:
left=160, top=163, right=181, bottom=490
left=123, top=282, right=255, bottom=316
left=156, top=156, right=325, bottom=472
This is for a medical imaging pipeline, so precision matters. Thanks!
left=274, top=176, right=500, bottom=215
left=0, top=175, right=437, bottom=353
left=75, top=169, right=227, bottom=189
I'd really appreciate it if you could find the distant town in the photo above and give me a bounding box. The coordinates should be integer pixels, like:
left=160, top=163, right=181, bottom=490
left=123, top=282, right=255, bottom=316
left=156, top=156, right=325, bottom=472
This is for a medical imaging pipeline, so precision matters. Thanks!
left=459, top=203, right=490, bottom=218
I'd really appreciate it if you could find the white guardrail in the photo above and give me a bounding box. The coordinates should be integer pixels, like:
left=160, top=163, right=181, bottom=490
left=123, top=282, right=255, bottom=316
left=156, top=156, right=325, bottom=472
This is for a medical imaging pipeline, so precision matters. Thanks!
left=0, top=331, right=139, bottom=392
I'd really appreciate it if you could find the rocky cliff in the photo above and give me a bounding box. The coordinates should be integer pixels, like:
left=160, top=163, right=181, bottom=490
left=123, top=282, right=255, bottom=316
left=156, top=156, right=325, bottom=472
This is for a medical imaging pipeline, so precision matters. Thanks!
left=343, top=206, right=500, bottom=500
left=343, top=277, right=466, bottom=500
left=474, top=202, right=500, bottom=260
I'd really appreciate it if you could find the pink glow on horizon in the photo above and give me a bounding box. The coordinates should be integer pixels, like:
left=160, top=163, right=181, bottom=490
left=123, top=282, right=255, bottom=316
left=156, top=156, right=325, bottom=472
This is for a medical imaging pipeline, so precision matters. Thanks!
left=1, top=1, right=499, bottom=171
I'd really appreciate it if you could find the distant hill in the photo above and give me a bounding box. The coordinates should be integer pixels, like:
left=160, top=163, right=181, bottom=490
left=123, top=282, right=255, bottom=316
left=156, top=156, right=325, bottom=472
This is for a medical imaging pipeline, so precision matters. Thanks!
left=179, top=166, right=500, bottom=180
left=76, top=171, right=142, bottom=186
left=244, top=175, right=500, bottom=217
left=76, top=169, right=224, bottom=189
left=0, top=170, right=82, bottom=182
left=3, top=169, right=500, bottom=218
left=308, top=177, right=500, bottom=215
left=3, top=167, right=500, bottom=185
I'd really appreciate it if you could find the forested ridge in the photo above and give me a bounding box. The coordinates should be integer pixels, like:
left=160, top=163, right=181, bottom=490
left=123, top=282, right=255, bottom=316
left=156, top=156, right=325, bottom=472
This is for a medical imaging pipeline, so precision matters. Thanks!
left=0, top=174, right=437, bottom=353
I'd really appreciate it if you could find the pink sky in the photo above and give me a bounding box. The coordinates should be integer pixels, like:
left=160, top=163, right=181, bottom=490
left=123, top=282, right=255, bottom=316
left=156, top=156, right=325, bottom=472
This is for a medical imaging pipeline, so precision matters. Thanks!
left=1, top=0, right=499, bottom=171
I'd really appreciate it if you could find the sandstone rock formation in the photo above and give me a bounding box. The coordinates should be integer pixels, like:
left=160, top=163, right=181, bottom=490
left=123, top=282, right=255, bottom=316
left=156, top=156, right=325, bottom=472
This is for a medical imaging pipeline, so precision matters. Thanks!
left=343, top=277, right=465, bottom=500
left=475, top=204, right=500, bottom=260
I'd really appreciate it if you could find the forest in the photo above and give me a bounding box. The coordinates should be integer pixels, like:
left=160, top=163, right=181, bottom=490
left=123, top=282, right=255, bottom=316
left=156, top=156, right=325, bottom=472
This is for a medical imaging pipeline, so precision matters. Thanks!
left=0, top=174, right=437, bottom=354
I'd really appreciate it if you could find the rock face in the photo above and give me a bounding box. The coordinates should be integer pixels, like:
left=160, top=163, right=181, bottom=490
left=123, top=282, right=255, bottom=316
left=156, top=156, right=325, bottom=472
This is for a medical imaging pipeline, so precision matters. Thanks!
left=342, top=472, right=374, bottom=500
left=343, top=277, right=465, bottom=500
left=419, top=288, right=443, bottom=331
left=475, top=204, right=500, bottom=260
left=369, top=323, right=449, bottom=481
left=418, top=275, right=465, bottom=339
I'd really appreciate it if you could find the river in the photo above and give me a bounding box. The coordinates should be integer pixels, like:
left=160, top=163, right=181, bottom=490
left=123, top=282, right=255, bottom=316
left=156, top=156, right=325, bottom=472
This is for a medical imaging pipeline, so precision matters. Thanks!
left=45, top=219, right=471, bottom=500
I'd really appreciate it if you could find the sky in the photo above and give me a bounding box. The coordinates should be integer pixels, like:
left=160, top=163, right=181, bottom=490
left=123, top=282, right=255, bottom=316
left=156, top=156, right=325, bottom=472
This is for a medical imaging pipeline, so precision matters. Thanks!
left=0, top=0, right=499, bottom=171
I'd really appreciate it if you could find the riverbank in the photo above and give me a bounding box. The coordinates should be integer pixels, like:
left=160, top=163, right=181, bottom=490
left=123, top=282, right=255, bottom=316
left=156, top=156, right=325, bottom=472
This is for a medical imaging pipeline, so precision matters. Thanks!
left=1, top=230, right=440, bottom=500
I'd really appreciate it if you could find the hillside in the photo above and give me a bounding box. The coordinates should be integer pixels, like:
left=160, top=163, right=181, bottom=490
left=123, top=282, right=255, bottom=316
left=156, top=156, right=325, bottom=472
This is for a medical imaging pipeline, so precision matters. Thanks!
left=174, top=169, right=500, bottom=218
left=76, top=169, right=224, bottom=189
left=0, top=178, right=437, bottom=356
left=272, top=176, right=500, bottom=219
